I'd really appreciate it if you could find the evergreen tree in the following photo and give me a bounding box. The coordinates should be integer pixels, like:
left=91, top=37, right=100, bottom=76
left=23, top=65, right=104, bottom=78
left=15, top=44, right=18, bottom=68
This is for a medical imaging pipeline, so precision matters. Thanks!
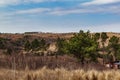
left=101, top=32, right=108, bottom=64
left=31, top=39, right=40, bottom=50
left=56, top=37, right=67, bottom=55
left=24, top=40, right=31, bottom=51
left=94, top=33, right=100, bottom=41
left=0, top=38, right=5, bottom=49
left=40, top=39, right=46, bottom=50
left=109, top=36, right=120, bottom=61
left=67, top=30, right=98, bottom=64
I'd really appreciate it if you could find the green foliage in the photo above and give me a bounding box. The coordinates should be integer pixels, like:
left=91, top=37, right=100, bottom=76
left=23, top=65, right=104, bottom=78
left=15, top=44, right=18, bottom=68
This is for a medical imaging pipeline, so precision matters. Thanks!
left=0, top=40, right=4, bottom=49
left=40, top=39, right=45, bottom=46
left=109, top=36, right=119, bottom=46
left=101, top=32, right=108, bottom=42
left=0, top=38, right=5, bottom=49
left=39, top=39, right=46, bottom=50
left=56, top=37, right=68, bottom=55
left=116, top=49, right=120, bottom=60
left=94, top=33, right=100, bottom=41
left=24, top=40, right=31, bottom=51
left=24, top=38, right=47, bottom=51
left=31, top=39, right=40, bottom=50
left=100, top=32, right=108, bottom=64
left=66, top=30, right=98, bottom=64
left=108, top=36, right=120, bottom=60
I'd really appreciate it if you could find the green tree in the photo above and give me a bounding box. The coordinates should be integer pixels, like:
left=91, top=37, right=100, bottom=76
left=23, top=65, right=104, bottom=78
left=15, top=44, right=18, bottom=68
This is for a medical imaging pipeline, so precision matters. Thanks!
left=0, top=38, right=5, bottom=49
left=56, top=37, right=68, bottom=55
left=24, top=40, right=31, bottom=51
left=109, top=36, right=120, bottom=61
left=31, top=39, right=40, bottom=50
left=40, top=39, right=46, bottom=50
left=101, top=32, right=108, bottom=43
left=94, top=33, right=100, bottom=41
left=67, top=30, right=98, bottom=65
left=101, top=32, right=108, bottom=64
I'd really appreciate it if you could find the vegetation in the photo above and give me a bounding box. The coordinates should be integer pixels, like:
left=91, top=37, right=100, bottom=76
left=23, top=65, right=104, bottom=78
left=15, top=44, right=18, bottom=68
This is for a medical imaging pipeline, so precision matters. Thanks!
left=65, top=30, right=98, bottom=64
left=94, top=33, right=100, bottom=41
left=24, top=39, right=47, bottom=51
left=101, top=32, right=108, bottom=62
left=24, top=40, right=31, bottom=51
left=108, top=36, right=120, bottom=61
left=0, top=31, right=120, bottom=79
left=0, top=38, right=6, bottom=49
left=17, top=30, right=120, bottom=65
left=1, top=67, right=120, bottom=80
left=0, top=30, right=120, bottom=68
left=31, top=39, right=40, bottom=50
left=56, top=37, right=67, bottom=55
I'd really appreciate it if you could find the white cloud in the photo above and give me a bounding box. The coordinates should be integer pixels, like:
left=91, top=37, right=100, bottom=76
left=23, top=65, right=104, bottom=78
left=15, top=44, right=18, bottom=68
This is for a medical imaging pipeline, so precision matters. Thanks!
left=1, top=4, right=120, bottom=16
left=82, top=0, right=120, bottom=6
left=2, top=5, right=119, bottom=16
left=49, top=8, right=100, bottom=15
left=49, top=5, right=120, bottom=15
left=14, top=8, right=51, bottom=14
left=8, top=7, right=102, bottom=16
left=0, top=0, right=79, bottom=6
left=0, top=0, right=54, bottom=6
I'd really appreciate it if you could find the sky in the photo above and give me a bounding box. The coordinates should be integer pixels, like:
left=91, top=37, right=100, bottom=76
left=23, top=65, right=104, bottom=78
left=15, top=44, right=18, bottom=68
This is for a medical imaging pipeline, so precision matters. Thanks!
left=0, top=0, right=120, bottom=33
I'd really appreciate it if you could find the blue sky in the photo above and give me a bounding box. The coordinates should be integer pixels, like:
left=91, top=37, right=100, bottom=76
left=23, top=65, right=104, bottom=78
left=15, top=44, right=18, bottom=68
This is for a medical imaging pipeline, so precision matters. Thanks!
left=0, top=0, right=120, bottom=33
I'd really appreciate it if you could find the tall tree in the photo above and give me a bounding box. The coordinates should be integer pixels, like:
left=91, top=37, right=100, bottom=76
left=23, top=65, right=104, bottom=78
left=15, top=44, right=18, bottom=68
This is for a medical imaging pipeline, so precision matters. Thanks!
left=67, top=30, right=98, bottom=65
left=101, top=32, right=108, bottom=64
left=109, top=36, right=120, bottom=61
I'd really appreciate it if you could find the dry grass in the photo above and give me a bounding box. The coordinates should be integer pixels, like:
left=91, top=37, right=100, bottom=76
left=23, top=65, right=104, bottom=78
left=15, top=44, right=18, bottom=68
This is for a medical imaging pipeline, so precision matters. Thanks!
left=0, top=67, right=120, bottom=80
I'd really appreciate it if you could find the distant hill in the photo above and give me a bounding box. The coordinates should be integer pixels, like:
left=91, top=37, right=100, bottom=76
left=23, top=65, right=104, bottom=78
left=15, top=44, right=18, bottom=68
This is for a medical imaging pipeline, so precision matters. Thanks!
left=0, top=32, right=119, bottom=55
left=0, top=32, right=119, bottom=70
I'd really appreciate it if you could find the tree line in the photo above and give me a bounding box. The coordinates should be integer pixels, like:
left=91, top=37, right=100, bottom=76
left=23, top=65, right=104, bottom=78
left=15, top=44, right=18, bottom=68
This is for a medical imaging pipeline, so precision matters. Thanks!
left=56, top=30, right=120, bottom=65
left=24, top=38, right=47, bottom=51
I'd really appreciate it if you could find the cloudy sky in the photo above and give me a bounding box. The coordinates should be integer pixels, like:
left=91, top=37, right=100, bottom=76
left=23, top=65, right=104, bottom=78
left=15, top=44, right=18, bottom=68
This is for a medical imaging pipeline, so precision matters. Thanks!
left=0, top=0, right=120, bottom=33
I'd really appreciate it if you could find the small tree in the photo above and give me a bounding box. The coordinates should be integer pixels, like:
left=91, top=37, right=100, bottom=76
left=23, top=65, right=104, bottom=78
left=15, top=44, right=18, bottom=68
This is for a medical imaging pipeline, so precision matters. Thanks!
left=101, top=32, right=108, bottom=43
left=94, top=33, right=100, bottom=41
left=24, top=40, right=31, bottom=51
left=0, top=39, right=5, bottom=49
left=56, top=37, right=67, bottom=55
left=40, top=39, right=46, bottom=50
left=31, top=39, right=40, bottom=50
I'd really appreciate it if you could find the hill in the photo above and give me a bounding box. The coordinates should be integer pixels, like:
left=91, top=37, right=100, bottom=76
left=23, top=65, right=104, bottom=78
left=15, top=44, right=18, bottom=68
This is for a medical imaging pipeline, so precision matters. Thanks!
left=0, top=32, right=119, bottom=70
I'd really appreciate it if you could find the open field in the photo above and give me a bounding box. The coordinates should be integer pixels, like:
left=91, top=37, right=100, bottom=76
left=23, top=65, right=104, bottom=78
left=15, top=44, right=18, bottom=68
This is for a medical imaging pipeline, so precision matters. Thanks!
left=0, top=67, right=120, bottom=80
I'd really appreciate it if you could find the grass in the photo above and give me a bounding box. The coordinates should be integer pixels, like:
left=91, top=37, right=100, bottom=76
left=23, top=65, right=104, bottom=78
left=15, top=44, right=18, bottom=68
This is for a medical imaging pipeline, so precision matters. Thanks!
left=0, top=67, right=120, bottom=80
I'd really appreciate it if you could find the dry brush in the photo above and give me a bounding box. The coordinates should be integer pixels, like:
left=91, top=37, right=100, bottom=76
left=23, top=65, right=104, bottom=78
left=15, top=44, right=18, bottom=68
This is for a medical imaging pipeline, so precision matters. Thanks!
left=0, top=67, right=120, bottom=80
